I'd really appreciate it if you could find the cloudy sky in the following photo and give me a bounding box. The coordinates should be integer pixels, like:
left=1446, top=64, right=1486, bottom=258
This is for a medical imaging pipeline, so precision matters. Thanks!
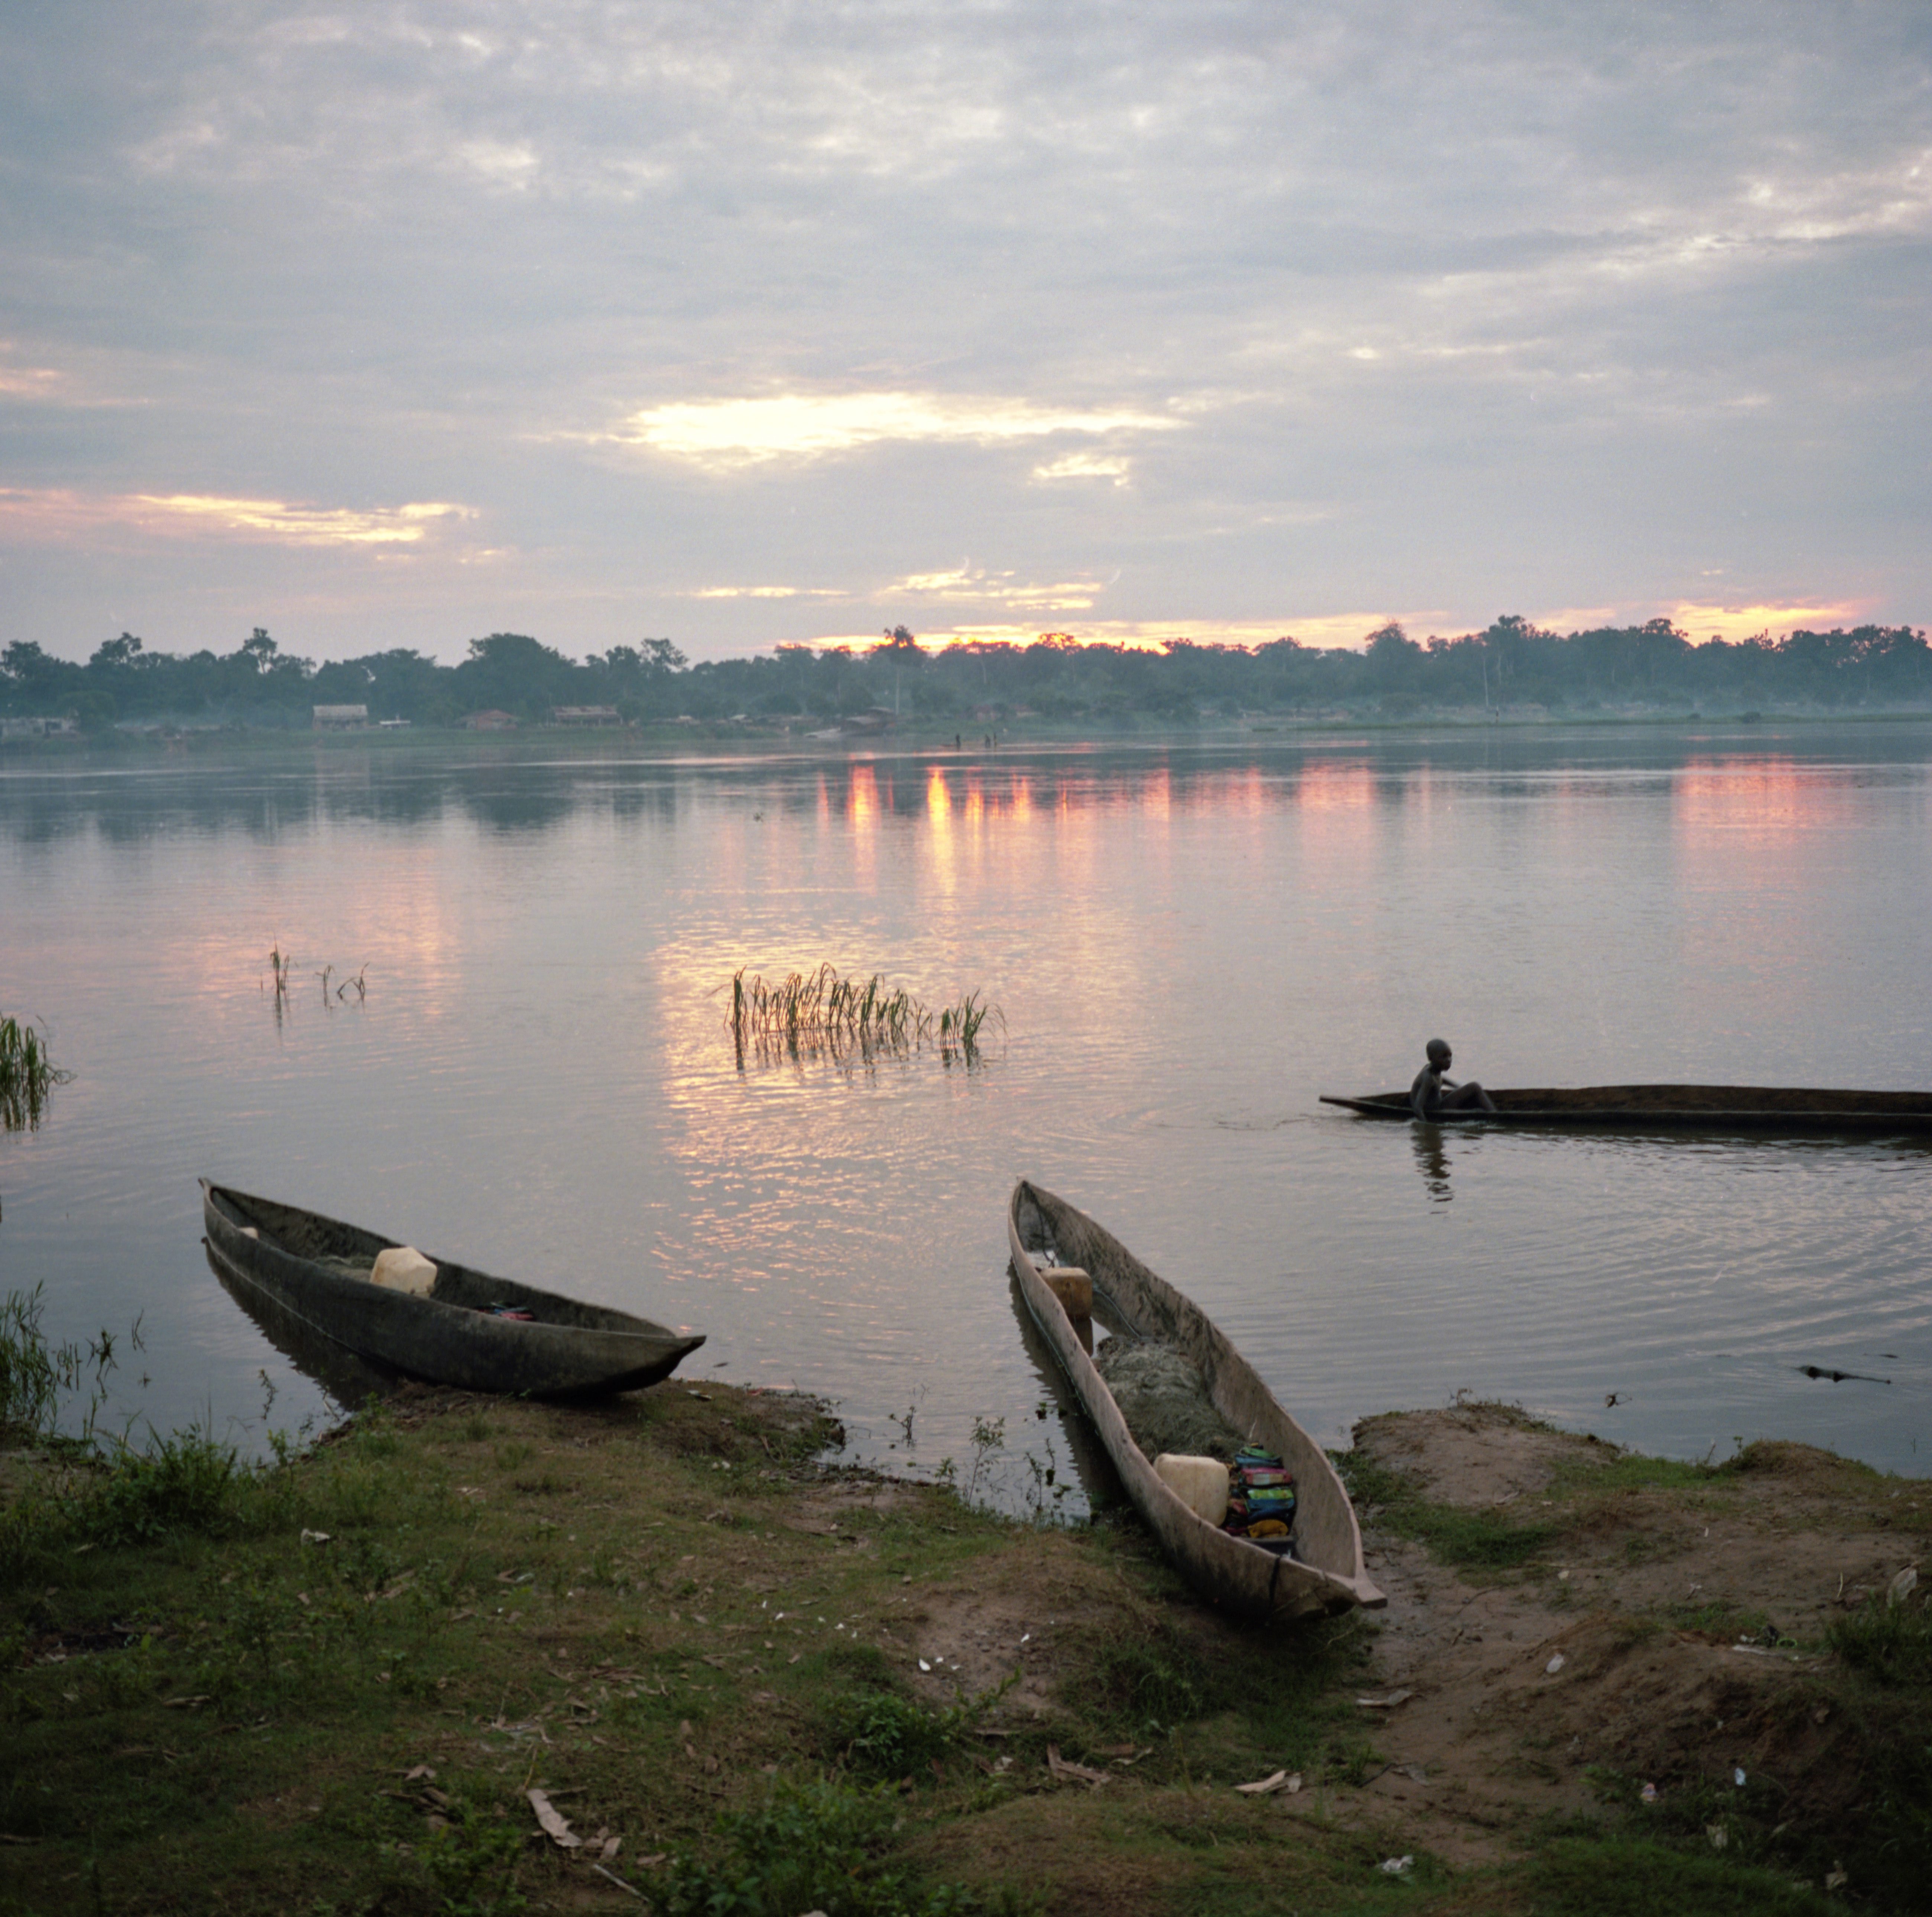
left=3, top=1, right=1928, bottom=664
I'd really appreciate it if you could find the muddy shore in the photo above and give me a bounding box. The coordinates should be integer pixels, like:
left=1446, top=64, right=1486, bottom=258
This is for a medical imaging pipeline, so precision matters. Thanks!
left=2, top=1385, right=1926, bottom=1915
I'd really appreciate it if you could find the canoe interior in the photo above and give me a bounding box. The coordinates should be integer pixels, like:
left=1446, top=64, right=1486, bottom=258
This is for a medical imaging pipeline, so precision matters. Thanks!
left=1322, top=1084, right=1932, bottom=1128
left=1009, top=1179, right=1382, bottom=1619
left=203, top=1182, right=705, bottom=1398
left=207, top=1185, right=683, bottom=1335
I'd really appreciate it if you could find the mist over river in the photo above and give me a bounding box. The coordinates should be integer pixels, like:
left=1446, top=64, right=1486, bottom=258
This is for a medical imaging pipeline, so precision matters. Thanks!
left=2, top=722, right=1928, bottom=1509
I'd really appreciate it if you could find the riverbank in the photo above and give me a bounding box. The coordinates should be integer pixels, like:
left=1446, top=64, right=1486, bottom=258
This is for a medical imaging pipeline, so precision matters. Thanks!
left=3, top=1385, right=1925, bottom=1915
left=6, top=706, right=1932, bottom=767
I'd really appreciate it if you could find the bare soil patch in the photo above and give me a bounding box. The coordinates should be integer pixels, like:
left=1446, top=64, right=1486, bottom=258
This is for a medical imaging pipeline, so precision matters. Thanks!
left=1342, top=1404, right=1928, bottom=1872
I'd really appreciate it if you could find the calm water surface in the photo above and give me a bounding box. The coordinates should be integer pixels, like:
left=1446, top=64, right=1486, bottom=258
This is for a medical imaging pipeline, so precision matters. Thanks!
left=2, top=724, right=1928, bottom=1506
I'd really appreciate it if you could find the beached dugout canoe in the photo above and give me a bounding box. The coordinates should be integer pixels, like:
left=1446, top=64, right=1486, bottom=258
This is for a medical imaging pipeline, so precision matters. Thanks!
left=1006, top=1180, right=1383, bottom=1620
left=202, top=1181, right=704, bottom=1397
left=1318, top=1085, right=1932, bottom=1133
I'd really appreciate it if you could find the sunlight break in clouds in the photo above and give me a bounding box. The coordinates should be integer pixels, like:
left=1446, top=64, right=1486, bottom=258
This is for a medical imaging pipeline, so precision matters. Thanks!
left=0, top=490, right=474, bottom=547
left=613, top=392, right=1179, bottom=465
left=1033, top=452, right=1132, bottom=485
left=1669, top=600, right=1872, bottom=643
left=688, top=584, right=847, bottom=600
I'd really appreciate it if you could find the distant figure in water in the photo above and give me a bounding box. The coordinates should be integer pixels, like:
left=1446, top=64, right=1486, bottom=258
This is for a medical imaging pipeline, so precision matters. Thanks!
left=1410, top=1037, right=1497, bottom=1118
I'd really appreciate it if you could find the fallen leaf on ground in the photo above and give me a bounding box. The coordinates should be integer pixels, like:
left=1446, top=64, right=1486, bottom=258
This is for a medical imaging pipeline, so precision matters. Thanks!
left=299, top=1529, right=330, bottom=1545
left=1046, top=1745, right=1111, bottom=1787
left=1234, top=1769, right=1302, bottom=1795
left=1355, top=1690, right=1415, bottom=1709
left=526, top=1788, right=582, bottom=1849
left=403, top=1765, right=437, bottom=1782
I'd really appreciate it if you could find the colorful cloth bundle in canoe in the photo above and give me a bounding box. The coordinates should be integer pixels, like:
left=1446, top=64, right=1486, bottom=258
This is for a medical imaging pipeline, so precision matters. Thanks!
left=1223, top=1445, right=1296, bottom=1539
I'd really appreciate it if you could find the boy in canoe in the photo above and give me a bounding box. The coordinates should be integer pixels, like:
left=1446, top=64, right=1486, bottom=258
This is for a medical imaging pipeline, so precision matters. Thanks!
left=1411, top=1038, right=1497, bottom=1118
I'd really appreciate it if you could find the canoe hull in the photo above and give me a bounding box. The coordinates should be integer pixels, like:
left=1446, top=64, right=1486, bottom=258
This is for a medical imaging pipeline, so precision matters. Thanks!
left=203, top=1182, right=704, bottom=1398
left=1320, top=1085, right=1932, bottom=1134
left=1007, top=1180, right=1382, bottom=1621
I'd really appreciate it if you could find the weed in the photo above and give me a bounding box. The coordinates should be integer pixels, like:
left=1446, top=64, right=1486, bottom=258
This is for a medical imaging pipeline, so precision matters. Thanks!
left=82, top=1427, right=241, bottom=1547
left=657, top=1777, right=1033, bottom=1917
left=964, top=1416, right=1005, bottom=1502
left=420, top=1800, right=527, bottom=1916
left=1521, top=1836, right=1837, bottom=1915
left=1079, top=1625, right=1219, bottom=1731
left=1829, top=1590, right=1932, bottom=1687
left=727, top=964, right=1002, bottom=1069
left=0, top=1287, right=123, bottom=1445
left=0, top=1015, right=70, bottom=1132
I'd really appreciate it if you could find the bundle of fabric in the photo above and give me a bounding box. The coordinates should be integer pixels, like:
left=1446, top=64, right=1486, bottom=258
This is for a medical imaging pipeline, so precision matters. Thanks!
left=1223, top=1445, right=1296, bottom=1542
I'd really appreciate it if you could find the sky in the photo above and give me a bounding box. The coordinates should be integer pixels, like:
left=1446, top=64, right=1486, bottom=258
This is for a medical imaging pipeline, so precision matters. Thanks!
left=2, top=0, right=1928, bottom=666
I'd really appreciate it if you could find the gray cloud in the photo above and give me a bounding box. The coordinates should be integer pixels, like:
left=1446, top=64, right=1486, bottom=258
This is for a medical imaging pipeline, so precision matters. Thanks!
left=1, top=0, right=1927, bottom=658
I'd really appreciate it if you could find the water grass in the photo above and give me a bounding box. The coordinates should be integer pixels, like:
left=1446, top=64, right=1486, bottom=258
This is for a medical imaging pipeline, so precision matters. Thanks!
left=0, top=1013, right=69, bottom=1133
left=729, top=965, right=1003, bottom=1066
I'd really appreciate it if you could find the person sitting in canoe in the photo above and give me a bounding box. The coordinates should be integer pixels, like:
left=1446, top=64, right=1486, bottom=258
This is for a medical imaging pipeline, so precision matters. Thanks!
left=1410, top=1038, right=1497, bottom=1118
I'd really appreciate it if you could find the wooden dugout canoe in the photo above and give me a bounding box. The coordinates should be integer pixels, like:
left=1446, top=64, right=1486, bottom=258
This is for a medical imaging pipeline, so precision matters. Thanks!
left=1318, top=1085, right=1932, bottom=1134
left=1006, top=1180, right=1383, bottom=1620
left=202, top=1181, right=705, bottom=1398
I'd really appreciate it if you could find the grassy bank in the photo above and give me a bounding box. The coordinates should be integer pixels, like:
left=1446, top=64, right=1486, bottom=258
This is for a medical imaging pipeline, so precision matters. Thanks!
left=1, top=1373, right=1925, bottom=1914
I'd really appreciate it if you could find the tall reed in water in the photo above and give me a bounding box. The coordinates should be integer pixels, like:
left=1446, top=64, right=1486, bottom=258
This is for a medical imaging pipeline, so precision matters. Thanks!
left=0, top=1014, right=69, bottom=1133
left=727, top=965, right=1001, bottom=1065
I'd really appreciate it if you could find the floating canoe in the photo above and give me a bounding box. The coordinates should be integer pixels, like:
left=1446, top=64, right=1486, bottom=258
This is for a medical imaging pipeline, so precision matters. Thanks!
left=1319, top=1085, right=1932, bottom=1134
left=202, top=1181, right=704, bottom=1398
left=1006, top=1180, right=1383, bottom=1620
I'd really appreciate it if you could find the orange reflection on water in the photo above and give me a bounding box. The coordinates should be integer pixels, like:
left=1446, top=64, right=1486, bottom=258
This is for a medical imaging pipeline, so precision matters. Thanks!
left=848, top=762, right=878, bottom=829
left=1673, top=757, right=1857, bottom=849
left=1297, top=760, right=1374, bottom=810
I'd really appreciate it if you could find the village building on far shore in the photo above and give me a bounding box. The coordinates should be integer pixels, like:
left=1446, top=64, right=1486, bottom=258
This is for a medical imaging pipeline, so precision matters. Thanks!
left=550, top=705, right=622, bottom=728
left=462, top=709, right=517, bottom=731
left=311, top=704, right=369, bottom=730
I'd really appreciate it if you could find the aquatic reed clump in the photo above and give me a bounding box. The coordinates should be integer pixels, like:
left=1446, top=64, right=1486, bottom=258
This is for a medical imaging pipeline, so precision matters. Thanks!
left=0, top=1013, right=70, bottom=1133
left=728, top=965, right=1003, bottom=1066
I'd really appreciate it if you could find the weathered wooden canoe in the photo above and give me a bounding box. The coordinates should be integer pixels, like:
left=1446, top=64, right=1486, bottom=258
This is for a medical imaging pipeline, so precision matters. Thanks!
left=203, top=1181, right=704, bottom=1397
left=1007, top=1180, right=1383, bottom=1620
left=1320, top=1085, right=1932, bottom=1134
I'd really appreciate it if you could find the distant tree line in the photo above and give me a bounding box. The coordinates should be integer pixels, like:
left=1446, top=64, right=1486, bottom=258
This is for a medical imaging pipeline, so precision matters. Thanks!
left=3, top=615, right=1928, bottom=733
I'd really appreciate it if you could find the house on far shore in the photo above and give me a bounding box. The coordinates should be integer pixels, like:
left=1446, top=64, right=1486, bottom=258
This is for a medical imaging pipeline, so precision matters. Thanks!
left=462, top=709, right=518, bottom=731
left=0, top=715, right=78, bottom=740
left=550, top=704, right=622, bottom=728
left=312, top=704, right=369, bottom=730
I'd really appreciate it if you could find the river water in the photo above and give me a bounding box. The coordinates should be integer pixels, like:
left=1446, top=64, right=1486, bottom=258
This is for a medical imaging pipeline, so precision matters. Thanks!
left=2, top=723, right=1928, bottom=1507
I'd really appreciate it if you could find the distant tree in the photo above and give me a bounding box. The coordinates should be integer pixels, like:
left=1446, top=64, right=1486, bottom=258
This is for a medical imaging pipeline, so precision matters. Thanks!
left=89, top=631, right=147, bottom=670
left=240, top=627, right=278, bottom=673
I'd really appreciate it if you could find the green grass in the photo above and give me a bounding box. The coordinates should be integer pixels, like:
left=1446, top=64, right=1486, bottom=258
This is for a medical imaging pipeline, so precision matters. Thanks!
left=1501, top=1837, right=1839, bottom=1916
left=1335, top=1448, right=1560, bottom=1571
